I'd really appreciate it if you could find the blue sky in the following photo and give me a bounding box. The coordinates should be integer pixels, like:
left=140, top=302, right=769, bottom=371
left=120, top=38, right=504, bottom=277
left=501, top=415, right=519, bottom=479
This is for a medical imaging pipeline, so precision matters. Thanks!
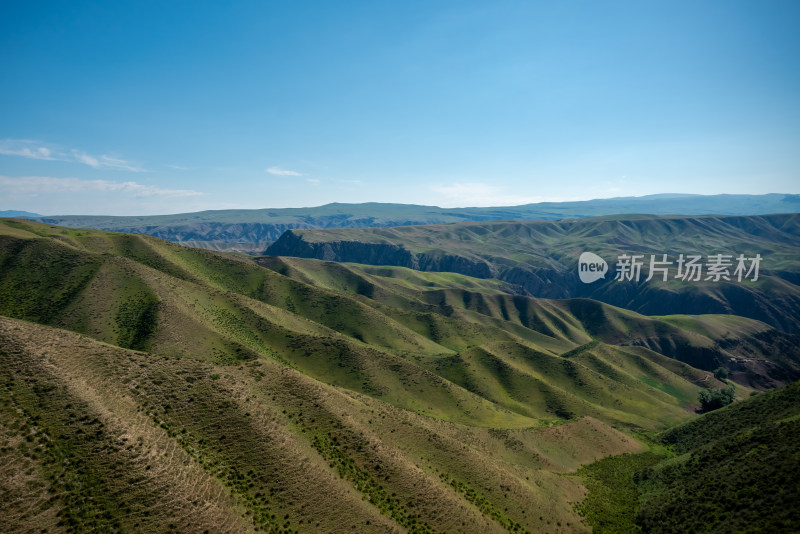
left=1, top=0, right=798, bottom=215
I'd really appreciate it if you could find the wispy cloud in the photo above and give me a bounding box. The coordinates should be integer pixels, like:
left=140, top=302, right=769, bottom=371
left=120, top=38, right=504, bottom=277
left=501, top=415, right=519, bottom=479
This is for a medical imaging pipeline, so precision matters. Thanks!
left=71, top=151, right=145, bottom=172
left=266, top=166, right=303, bottom=176
left=0, top=139, right=146, bottom=172
left=0, top=139, right=56, bottom=160
left=0, top=176, right=202, bottom=197
left=429, top=182, right=560, bottom=208
left=306, top=178, right=320, bottom=184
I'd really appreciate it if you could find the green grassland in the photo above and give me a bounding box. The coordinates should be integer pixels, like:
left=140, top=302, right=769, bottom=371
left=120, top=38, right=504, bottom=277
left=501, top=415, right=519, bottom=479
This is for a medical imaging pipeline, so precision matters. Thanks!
left=1, top=218, right=798, bottom=532
left=1, top=315, right=639, bottom=533
left=265, top=213, right=800, bottom=334
left=1, top=219, right=744, bottom=429
left=572, top=381, right=800, bottom=533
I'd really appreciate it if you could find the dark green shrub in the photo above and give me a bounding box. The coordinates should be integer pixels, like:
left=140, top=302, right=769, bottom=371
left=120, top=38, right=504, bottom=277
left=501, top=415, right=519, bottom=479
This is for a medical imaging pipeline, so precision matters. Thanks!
left=713, top=367, right=729, bottom=381
left=698, top=385, right=735, bottom=413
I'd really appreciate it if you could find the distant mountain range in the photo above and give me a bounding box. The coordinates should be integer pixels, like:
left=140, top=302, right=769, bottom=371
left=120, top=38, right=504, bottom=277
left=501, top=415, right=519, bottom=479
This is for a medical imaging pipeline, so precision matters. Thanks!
left=0, top=210, right=42, bottom=218
left=15, top=193, right=800, bottom=253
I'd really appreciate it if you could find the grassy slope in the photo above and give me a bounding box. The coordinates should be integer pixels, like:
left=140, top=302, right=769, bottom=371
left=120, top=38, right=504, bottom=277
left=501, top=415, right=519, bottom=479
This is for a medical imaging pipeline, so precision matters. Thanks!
left=260, top=256, right=798, bottom=391
left=0, top=219, right=734, bottom=429
left=272, top=213, right=800, bottom=272
left=573, top=381, right=800, bottom=534
left=635, top=381, right=800, bottom=533
left=265, top=213, right=800, bottom=335
left=0, top=218, right=792, bottom=532
left=1, top=315, right=642, bottom=533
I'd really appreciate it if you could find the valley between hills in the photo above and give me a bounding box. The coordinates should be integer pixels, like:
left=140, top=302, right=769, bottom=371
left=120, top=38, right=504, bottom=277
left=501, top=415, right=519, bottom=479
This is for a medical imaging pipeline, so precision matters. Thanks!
left=1, top=215, right=798, bottom=533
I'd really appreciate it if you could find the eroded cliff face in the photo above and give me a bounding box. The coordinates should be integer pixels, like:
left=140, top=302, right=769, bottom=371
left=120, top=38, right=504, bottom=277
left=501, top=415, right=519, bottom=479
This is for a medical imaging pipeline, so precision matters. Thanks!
left=77, top=222, right=307, bottom=244
left=34, top=218, right=464, bottom=251
left=266, top=230, right=496, bottom=278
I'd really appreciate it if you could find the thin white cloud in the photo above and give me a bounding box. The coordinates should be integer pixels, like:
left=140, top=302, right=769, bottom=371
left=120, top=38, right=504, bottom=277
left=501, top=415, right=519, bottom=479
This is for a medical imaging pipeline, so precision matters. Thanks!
left=266, top=166, right=303, bottom=176
left=429, top=182, right=561, bottom=208
left=70, top=151, right=145, bottom=172
left=0, top=176, right=202, bottom=197
left=72, top=152, right=99, bottom=167
left=0, top=139, right=145, bottom=172
left=167, top=164, right=189, bottom=170
left=0, top=139, right=56, bottom=160
left=306, top=178, right=321, bottom=184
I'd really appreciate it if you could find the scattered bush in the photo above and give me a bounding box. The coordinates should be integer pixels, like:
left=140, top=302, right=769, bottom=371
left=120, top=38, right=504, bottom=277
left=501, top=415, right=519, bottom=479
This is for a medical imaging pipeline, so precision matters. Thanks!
left=713, top=367, right=729, bottom=381
left=698, top=385, right=735, bottom=413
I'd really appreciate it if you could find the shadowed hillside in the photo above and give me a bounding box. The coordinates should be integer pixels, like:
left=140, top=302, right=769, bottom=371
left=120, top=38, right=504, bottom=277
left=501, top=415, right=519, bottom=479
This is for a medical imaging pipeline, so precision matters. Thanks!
left=256, top=256, right=800, bottom=389
left=573, top=381, right=800, bottom=533
left=265, top=213, right=800, bottom=333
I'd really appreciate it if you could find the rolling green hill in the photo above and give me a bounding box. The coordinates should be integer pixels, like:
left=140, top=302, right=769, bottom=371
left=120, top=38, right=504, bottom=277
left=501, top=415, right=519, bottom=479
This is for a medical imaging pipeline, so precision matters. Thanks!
left=265, top=213, right=800, bottom=334
left=25, top=193, right=800, bottom=252
left=573, top=381, right=800, bottom=533
left=256, top=256, right=800, bottom=389
left=1, top=218, right=797, bottom=532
